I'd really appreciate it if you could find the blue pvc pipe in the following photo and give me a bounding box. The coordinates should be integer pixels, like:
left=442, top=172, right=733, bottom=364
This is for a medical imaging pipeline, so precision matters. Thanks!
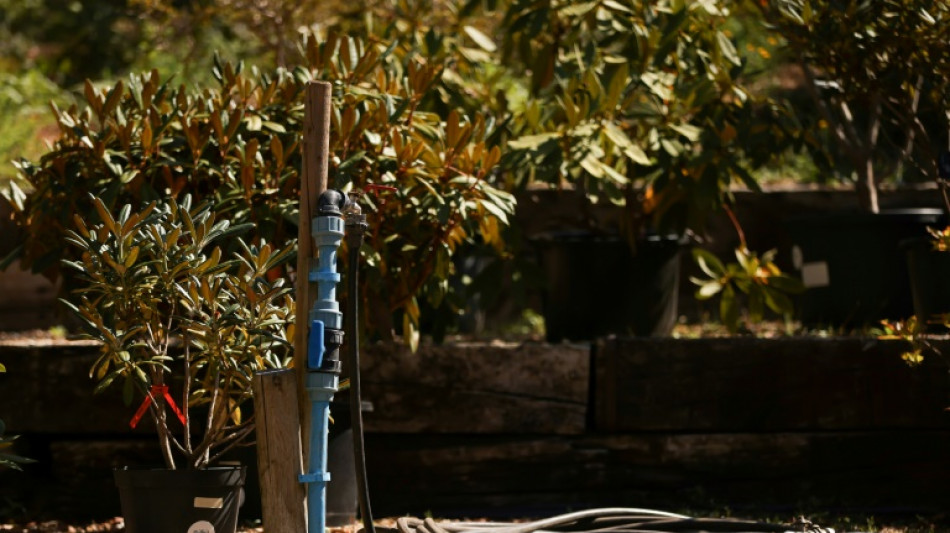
left=301, top=207, right=345, bottom=533
left=300, top=371, right=338, bottom=533
left=310, top=215, right=345, bottom=330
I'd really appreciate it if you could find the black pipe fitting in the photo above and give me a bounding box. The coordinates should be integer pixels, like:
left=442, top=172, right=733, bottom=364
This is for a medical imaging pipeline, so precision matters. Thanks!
left=318, top=189, right=347, bottom=217
left=319, top=328, right=344, bottom=374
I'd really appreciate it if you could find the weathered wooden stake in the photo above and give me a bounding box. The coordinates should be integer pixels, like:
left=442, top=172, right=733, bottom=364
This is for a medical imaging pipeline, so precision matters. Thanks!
left=253, top=369, right=307, bottom=532
left=295, top=81, right=333, bottom=454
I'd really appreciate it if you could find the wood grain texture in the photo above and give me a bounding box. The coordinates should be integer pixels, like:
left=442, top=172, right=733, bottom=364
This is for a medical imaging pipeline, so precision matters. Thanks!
left=0, top=344, right=152, bottom=434
left=4, top=339, right=950, bottom=520
left=364, top=431, right=950, bottom=517
left=5, top=430, right=950, bottom=521
left=295, top=80, right=333, bottom=457
left=253, top=369, right=306, bottom=532
left=594, top=337, right=950, bottom=432
left=359, top=342, right=589, bottom=434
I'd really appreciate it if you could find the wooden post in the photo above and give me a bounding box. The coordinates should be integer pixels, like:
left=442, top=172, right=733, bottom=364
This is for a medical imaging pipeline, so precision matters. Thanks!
left=255, top=80, right=332, bottom=532
left=253, top=369, right=307, bottom=532
left=295, top=81, right=333, bottom=457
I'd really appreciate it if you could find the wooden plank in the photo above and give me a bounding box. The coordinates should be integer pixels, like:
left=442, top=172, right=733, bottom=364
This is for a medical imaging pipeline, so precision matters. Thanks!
left=364, top=431, right=950, bottom=518
left=0, top=341, right=588, bottom=435
left=360, top=342, right=589, bottom=434
left=594, top=337, right=950, bottom=432
left=5, top=431, right=950, bottom=521
left=0, top=343, right=154, bottom=434
left=253, top=368, right=306, bottom=532
left=295, top=81, right=332, bottom=457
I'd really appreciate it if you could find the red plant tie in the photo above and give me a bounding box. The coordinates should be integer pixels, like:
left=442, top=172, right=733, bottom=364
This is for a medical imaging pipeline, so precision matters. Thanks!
left=130, top=385, right=187, bottom=428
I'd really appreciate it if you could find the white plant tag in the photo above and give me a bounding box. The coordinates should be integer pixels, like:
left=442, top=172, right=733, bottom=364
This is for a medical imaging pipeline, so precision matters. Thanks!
left=194, top=497, right=224, bottom=509
left=188, top=520, right=215, bottom=533
left=801, top=261, right=830, bottom=288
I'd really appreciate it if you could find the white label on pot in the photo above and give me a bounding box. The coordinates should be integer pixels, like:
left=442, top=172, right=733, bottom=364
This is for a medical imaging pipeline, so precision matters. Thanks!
left=801, top=261, right=830, bottom=288
left=188, top=520, right=215, bottom=533
left=194, top=497, right=224, bottom=509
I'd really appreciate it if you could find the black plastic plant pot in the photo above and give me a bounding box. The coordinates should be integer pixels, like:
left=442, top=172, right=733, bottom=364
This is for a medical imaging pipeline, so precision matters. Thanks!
left=535, top=231, right=683, bottom=342
left=114, top=465, right=246, bottom=533
left=787, top=208, right=945, bottom=327
left=904, top=236, right=950, bottom=332
left=327, top=400, right=357, bottom=527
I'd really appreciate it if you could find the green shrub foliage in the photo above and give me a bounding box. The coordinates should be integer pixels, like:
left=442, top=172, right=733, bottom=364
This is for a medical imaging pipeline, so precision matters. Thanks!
left=64, top=195, right=294, bottom=469
left=501, top=0, right=800, bottom=234
left=758, top=0, right=950, bottom=212
left=8, top=32, right=515, bottom=343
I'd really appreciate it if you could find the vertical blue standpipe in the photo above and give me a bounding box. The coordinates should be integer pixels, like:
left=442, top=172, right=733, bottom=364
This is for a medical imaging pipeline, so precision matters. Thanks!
left=300, top=191, right=346, bottom=533
left=300, top=371, right=337, bottom=533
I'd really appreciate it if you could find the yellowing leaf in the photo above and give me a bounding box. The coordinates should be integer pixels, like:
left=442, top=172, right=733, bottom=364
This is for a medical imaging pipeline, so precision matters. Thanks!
left=463, top=26, right=497, bottom=53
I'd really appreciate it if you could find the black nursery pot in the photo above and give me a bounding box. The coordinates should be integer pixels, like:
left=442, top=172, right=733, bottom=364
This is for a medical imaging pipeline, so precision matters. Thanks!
left=536, top=231, right=683, bottom=342
left=114, top=465, right=246, bottom=533
left=787, top=208, right=945, bottom=327
left=326, top=400, right=358, bottom=527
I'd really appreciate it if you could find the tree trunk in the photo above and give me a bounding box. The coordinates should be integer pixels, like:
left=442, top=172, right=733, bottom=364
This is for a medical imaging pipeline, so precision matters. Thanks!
left=855, top=159, right=879, bottom=214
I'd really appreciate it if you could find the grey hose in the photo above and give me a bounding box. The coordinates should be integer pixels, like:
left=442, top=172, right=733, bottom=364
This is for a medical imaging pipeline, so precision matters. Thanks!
left=379, top=508, right=840, bottom=533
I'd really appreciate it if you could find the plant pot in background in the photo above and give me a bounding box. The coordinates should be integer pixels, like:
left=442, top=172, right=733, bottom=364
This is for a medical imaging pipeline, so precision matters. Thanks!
left=326, top=400, right=358, bottom=527
left=787, top=208, right=945, bottom=327
left=535, top=231, right=683, bottom=342
left=903, top=236, right=950, bottom=333
left=114, top=465, right=246, bottom=533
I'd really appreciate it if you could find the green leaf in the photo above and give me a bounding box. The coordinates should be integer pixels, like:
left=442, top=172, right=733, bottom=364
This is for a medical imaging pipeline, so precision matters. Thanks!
left=694, top=281, right=723, bottom=300
left=262, top=121, right=286, bottom=133
left=735, top=247, right=753, bottom=273
left=763, top=286, right=794, bottom=315
left=669, top=124, right=702, bottom=142
left=604, top=123, right=651, bottom=165
left=0, top=244, right=23, bottom=271
left=731, top=163, right=761, bottom=193
left=403, top=313, right=420, bottom=353
left=463, top=26, right=497, bottom=53
left=768, top=275, right=805, bottom=294
left=560, top=1, right=597, bottom=16
left=720, top=284, right=740, bottom=333
left=748, top=288, right=764, bottom=323
left=508, top=133, right=559, bottom=150
left=660, top=138, right=683, bottom=156
left=716, top=30, right=742, bottom=66
left=481, top=198, right=510, bottom=224
left=122, top=377, right=134, bottom=406
left=692, top=248, right=726, bottom=277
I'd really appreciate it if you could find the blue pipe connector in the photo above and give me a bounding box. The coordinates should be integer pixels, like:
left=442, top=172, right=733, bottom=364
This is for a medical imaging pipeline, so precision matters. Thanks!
left=309, top=214, right=344, bottom=332
left=308, top=189, right=347, bottom=374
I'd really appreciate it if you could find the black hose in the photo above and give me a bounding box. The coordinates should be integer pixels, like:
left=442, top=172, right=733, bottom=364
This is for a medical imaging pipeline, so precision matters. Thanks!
left=346, top=225, right=376, bottom=533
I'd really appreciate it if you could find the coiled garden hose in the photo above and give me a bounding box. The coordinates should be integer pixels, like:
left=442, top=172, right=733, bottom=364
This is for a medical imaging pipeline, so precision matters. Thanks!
left=345, top=216, right=376, bottom=533
left=379, top=508, right=840, bottom=533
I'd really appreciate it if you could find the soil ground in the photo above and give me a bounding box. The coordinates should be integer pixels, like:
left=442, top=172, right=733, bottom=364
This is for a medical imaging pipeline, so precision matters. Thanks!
left=0, top=514, right=944, bottom=533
